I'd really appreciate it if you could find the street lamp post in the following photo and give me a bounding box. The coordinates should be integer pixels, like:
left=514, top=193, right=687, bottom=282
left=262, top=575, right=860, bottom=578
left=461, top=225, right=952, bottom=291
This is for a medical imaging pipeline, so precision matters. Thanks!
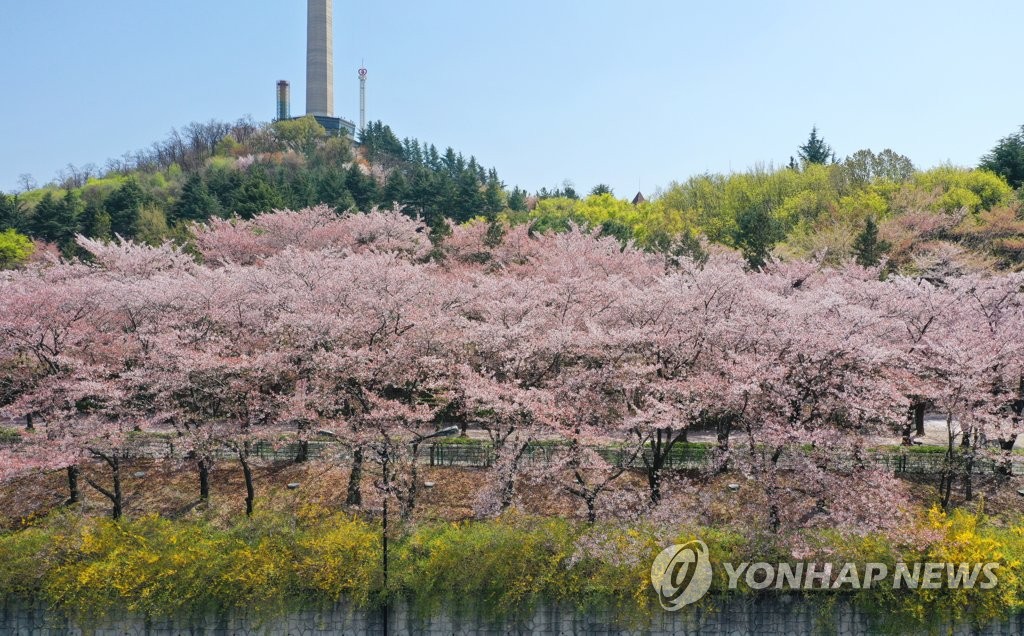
left=378, top=426, right=458, bottom=636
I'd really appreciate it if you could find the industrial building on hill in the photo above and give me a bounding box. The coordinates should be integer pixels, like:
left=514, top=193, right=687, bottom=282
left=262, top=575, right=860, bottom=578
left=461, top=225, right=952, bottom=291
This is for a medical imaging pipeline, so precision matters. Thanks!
left=276, top=0, right=357, bottom=137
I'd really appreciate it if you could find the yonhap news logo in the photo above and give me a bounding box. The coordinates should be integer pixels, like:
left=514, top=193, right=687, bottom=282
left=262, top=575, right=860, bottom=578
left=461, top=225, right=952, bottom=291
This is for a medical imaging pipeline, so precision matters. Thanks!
left=651, top=538, right=1001, bottom=612
left=650, top=540, right=714, bottom=610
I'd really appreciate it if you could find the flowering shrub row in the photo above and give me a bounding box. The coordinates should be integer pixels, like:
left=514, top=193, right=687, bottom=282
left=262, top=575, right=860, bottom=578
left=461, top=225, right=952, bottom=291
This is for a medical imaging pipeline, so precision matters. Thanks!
left=0, top=508, right=1020, bottom=632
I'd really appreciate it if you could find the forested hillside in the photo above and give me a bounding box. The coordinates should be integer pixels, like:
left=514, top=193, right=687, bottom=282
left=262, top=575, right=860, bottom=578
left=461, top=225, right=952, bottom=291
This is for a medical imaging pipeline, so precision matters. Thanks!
left=2, top=121, right=1023, bottom=277
left=520, top=128, right=1024, bottom=276
left=0, top=117, right=522, bottom=257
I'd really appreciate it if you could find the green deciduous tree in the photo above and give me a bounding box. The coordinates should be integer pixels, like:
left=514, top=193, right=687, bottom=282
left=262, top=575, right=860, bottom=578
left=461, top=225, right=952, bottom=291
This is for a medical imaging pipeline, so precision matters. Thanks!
left=841, top=149, right=915, bottom=188
left=135, top=205, right=171, bottom=245
left=313, top=136, right=354, bottom=167
left=913, top=166, right=1013, bottom=214
left=272, top=115, right=328, bottom=156
left=0, top=229, right=33, bottom=269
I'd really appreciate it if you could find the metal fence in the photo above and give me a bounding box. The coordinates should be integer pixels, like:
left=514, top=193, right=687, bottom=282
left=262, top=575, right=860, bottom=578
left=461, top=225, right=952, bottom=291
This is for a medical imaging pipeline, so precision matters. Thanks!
left=109, top=435, right=1022, bottom=476
left=105, top=432, right=1024, bottom=475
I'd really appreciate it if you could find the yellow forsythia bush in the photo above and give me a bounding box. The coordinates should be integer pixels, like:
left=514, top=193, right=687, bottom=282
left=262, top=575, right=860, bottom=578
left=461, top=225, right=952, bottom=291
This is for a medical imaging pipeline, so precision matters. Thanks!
left=0, top=508, right=1022, bottom=629
left=394, top=514, right=577, bottom=619
left=916, top=507, right=1024, bottom=627
left=294, top=513, right=381, bottom=608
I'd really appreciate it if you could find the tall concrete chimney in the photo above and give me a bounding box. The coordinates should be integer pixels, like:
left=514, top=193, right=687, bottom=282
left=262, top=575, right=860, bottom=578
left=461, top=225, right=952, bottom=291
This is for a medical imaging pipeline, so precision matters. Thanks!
left=306, top=0, right=334, bottom=117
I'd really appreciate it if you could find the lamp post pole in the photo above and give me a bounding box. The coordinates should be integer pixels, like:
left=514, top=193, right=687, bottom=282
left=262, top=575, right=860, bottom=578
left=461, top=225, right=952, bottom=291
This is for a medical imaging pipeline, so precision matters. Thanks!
left=378, top=426, right=458, bottom=636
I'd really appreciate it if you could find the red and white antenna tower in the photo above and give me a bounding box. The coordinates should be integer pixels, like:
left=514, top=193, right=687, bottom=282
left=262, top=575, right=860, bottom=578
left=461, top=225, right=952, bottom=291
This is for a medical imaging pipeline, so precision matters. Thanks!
left=358, top=65, right=368, bottom=133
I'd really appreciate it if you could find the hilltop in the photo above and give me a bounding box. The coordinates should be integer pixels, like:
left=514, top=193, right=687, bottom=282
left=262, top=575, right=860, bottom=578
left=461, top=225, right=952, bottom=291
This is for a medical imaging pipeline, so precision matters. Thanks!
left=1, top=121, right=1022, bottom=277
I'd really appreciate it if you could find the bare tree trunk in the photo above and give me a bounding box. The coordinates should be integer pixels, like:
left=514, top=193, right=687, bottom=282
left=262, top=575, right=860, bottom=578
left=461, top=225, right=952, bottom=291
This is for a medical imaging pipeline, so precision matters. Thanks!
left=901, top=405, right=916, bottom=446
left=498, top=442, right=529, bottom=512
left=239, top=446, right=255, bottom=517
left=716, top=417, right=731, bottom=451
left=769, top=503, right=781, bottom=533
left=585, top=496, right=597, bottom=524
left=294, top=440, right=309, bottom=464
left=963, top=431, right=976, bottom=501
left=346, top=446, right=363, bottom=506
left=643, top=427, right=688, bottom=505
left=66, top=465, right=79, bottom=505
left=198, top=456, right=211, bottom=502
left=941, top=416, right=955, bottom=510
left=941, top=470, right=954, bottom=510
left=84, top=452, right=123, bottom=520
left=914, top=403, right=926, bottom=437
left=964, top=454, right=974, bottom=501
left=113, top=460, right=123, bottom=519
left=402, top=443, right=420, bottom=521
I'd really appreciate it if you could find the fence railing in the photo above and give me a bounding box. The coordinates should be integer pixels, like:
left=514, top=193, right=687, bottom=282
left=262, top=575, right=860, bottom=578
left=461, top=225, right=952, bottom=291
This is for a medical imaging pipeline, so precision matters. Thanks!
left=108, top=435, right=1023, bottom=476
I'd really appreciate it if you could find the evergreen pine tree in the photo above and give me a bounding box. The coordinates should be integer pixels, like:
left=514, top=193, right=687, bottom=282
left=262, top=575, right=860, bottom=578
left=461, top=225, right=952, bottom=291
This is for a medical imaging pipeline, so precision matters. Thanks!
left=28, top=192, right=61, bottom=242
left=29, top=192, right=79, bottom=246
left=206, top=169, right=244, bottom=211
left=407, top=167, right=436, bottom=222
left=105, top=178, right=146, bottom=237
left=507, top=187, right=528, bottom=212
left=798, top=127, right=834, bottom=165
left=345, top=164, right=379, bottom=211
left=57, top=190, right=84, bottom=246
left=0, top=194, right=27, bottom=232
left=453, top=169, right=484, bottom=223
left=172, top=174, right=220, bottom=223
left=381, top=171, right=408, bottom=207
left=852, top=217, right=890, bottom=267
left=317, top=170, right=355, bottom=212
left=232, top=174, right=284, bottom=219
left=81, top=201, right=112, bottom=240
left=287, top=171, right=319, bottom=209
left=483, top=180, right=505, bottom=217
left=733, top=203, right=782, bottom=270
left=979, top=124, right=1024, bottom=189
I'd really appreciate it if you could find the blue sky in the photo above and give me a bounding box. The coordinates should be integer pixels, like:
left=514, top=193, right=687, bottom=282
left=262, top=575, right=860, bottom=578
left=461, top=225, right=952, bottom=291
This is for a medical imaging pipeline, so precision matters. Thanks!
left=2, top=0, right=1022, bottom=197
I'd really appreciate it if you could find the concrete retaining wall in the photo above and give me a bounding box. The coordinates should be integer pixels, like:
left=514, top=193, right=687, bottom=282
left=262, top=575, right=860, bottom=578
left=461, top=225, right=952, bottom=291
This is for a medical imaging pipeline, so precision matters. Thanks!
left=3, top=595, right=1023, bottom=635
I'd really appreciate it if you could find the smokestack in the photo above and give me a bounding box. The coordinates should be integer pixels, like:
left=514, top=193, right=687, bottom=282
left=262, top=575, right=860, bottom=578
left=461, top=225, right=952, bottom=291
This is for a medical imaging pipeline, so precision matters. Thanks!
left=276, top=80, right=291, bottom=121
left=306, top=0, right=334, bottom=117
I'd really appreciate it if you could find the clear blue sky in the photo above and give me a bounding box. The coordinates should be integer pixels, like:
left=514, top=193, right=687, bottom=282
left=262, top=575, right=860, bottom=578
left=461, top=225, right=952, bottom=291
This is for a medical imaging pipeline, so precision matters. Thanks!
left=2, top=0, right=1023, bottom=197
